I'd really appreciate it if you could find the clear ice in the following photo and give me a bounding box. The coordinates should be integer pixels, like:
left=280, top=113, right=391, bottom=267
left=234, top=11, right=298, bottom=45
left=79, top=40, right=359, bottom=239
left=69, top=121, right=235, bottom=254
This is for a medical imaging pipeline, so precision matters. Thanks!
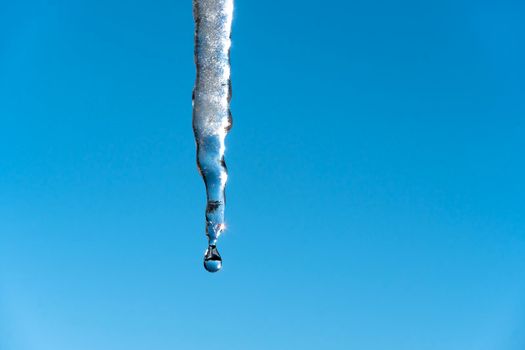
left=192, top=0, right=233, bottom=272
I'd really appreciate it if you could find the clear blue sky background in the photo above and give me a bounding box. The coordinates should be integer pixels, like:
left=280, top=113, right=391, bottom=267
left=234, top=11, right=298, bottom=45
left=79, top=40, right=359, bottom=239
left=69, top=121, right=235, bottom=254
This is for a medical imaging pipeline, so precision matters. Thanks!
left=1, top=0, right=524, bottom=349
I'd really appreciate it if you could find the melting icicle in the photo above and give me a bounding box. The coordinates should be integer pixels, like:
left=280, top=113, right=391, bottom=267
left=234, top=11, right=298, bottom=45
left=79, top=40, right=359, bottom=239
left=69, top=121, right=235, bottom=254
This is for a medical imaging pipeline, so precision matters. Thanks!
left=192, top=0, right=233, bottom=272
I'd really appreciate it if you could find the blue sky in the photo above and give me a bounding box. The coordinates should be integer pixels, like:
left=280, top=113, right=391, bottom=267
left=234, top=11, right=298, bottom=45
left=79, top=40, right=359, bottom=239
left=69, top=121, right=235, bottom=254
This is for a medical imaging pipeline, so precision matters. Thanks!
left=1, top=0, right=524, bottom=349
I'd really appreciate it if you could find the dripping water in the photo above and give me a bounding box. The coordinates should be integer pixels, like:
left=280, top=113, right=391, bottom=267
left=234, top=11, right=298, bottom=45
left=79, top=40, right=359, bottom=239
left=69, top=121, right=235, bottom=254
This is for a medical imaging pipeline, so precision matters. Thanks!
left=204, top=245, right=222, bottom=273
left=192, top=0, right=233, bottom=272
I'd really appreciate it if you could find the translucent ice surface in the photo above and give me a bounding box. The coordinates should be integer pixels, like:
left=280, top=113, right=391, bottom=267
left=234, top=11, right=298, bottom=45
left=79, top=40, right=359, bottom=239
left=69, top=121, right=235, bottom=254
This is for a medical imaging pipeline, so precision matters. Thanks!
left=192, top=0, right=233, bottom=272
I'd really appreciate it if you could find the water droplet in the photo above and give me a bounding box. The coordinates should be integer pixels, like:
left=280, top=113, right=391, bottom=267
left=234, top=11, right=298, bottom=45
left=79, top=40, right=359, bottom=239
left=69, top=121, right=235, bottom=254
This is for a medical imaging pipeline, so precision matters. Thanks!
left=203, top=245, right=222, bottom=273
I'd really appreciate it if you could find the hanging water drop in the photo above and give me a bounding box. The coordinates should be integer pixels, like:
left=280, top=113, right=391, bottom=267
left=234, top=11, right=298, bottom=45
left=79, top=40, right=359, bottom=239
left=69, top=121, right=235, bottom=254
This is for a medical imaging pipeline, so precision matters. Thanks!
left=203, top=245, right=223, bottom=273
